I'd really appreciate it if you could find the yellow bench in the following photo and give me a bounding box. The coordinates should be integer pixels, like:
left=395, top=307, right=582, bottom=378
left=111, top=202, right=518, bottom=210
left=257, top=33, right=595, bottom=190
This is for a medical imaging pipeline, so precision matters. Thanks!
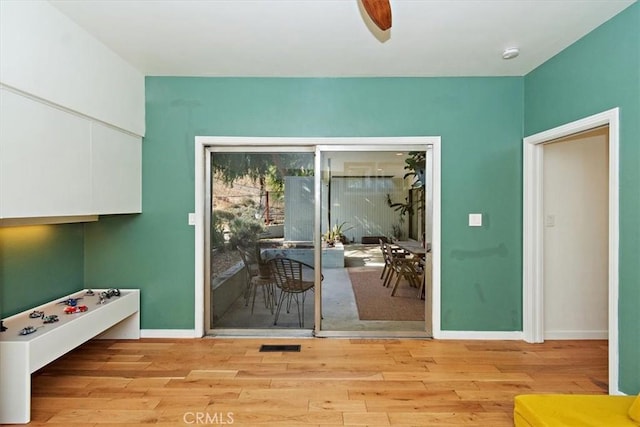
left=514, top=393, right=640, bottom=426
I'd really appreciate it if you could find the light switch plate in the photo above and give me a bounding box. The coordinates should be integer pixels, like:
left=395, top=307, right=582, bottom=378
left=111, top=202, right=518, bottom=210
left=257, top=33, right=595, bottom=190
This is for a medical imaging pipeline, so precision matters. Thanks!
left=545, top=214, right=555, bottom=227
left=188, top=213, right=195, bottom=226
left=469, top=213, right=482, bottom=227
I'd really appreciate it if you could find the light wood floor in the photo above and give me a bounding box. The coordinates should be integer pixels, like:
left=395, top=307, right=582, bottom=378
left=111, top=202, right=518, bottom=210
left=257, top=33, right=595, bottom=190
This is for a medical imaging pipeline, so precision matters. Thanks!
left=22, top=338, right=607, bottom=426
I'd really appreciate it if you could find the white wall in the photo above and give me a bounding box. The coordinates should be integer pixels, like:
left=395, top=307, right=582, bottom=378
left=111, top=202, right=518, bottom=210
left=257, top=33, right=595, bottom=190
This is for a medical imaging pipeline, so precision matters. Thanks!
left=285, top=175, right=407, bottom=243
left=330, top=177, right=406, bottom=242
left=543, top=130, right=609, bottom=339
left=285, top=176, right=315, bottom=241
left=0, top=0, right=144, bottom=135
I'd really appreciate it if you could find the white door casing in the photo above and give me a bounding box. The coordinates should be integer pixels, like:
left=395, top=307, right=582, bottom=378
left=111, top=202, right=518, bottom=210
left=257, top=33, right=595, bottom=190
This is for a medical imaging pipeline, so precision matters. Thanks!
left=194, top=136, right=441, bottom=338
left=522, top=108, right=620, bottom=394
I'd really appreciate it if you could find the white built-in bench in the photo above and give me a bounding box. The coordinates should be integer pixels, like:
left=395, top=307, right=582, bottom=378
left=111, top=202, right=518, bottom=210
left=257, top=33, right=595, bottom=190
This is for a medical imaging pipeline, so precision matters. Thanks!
left=0, top=289, right=140, bottom=424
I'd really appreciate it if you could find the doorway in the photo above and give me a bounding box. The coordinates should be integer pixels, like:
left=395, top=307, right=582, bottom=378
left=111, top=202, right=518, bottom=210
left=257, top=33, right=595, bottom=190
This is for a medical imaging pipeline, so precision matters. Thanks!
left=194, top=137, right=441, bottom=338
left=522, top=108, right=620, bottom=393
left=542, top=126, right=608, bottom=339
left=315, top=147, right=433, bottom=336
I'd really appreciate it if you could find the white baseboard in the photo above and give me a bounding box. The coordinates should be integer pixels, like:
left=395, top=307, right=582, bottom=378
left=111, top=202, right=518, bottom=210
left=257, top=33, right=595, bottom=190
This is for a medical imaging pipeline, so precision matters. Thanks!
left=140, top=329, right=199, bottom=338
left=140, top=329, right=525, bottom=340
left=544, top=330, right=608, bottom=340
left=435, top=330, right=524, bottom=340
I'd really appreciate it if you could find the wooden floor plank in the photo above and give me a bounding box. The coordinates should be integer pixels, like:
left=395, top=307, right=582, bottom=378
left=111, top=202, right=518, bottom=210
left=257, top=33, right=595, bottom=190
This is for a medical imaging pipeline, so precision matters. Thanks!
left=24, top=338, right=608, bottom=426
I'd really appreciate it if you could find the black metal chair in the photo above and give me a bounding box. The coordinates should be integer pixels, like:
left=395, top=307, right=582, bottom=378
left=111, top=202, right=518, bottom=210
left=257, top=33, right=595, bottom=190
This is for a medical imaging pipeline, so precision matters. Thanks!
left=269, top=257, right=318, bottom=327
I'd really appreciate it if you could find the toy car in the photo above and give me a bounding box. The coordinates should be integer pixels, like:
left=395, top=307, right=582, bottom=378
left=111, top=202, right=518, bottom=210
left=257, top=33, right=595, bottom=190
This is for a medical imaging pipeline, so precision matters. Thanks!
left=85, top=289, right=95, bottom=296
left=58, top=297, right=83, bottom=307
left=43, top=315, right=59, bottom=323
left=100, top=288, right=121, bottom=299
left=63, top=305, right=88, bottom=314
left=19, top=326, right=40, bottom=335
left=29, top=310, right=44, bottom=319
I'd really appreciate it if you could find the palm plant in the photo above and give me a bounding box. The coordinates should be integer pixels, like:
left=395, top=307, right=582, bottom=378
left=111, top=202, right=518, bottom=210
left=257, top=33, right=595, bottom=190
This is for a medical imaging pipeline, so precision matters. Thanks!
left=386, top=151, right=426, bottom=223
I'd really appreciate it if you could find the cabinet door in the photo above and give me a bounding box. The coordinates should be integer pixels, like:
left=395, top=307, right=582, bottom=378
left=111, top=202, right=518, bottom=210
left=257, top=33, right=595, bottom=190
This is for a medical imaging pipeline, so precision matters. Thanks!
left=91, top=123, right=142, bottom=214
left=0, top=89, right=92, bottom=218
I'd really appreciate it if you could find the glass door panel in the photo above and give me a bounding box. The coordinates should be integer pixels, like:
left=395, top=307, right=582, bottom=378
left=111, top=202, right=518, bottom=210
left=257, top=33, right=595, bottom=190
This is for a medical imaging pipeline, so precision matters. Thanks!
left=318, top=148, right=431, bottom=334
left=208, top=150, right=315, bottom=330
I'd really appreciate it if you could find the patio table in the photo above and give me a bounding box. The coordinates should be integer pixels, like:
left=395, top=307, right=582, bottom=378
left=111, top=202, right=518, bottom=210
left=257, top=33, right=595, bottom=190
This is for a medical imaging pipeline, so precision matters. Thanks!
left=394, top=240, right=429, bottom=257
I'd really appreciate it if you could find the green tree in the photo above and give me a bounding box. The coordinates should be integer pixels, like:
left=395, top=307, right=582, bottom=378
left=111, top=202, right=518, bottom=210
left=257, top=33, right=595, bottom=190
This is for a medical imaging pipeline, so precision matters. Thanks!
left=211, top=153, right=313, bottom=192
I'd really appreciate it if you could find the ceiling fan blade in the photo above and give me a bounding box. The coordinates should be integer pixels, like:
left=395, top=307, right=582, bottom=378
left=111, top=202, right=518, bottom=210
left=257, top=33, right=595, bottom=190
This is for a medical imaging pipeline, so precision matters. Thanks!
left=362, top=0, right=392, bottom=31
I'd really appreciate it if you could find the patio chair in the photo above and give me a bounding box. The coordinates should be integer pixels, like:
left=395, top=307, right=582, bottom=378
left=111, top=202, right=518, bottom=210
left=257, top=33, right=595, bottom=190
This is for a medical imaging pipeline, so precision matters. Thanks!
left=379, top=239, right=391, bottom=280
left=417, top=253, right=432, bottom=300
left=237, top=244, right=275, bottom=314
left=380, top=240, right=409, bottom=287
left=269, top=257, right=319, bottom=327
left=389, top=256, right=423, bottom=297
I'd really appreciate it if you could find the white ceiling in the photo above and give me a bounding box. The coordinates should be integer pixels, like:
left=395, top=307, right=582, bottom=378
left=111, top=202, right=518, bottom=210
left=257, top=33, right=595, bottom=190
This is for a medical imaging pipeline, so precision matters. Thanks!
left=49, top=0, right=635, bottom=77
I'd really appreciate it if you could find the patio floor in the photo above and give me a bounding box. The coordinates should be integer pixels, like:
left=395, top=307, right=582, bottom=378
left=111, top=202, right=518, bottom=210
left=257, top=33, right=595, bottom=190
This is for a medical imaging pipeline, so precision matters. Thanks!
left=210, top=244, right=427, bottom=333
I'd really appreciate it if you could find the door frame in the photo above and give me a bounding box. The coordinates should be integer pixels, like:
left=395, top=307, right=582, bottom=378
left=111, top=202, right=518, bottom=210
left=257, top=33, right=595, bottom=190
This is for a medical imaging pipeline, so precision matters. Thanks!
left=313, top=142, right=439, bottom=337
left=194, top=136, right=441, bottom=337
left=522, top=108, right=619, bottom=393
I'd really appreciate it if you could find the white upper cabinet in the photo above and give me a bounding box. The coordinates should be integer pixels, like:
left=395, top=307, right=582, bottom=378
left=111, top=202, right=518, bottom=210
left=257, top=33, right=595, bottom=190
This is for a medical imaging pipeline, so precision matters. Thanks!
left=0, top=89, right=92, bottom=218
left=0, top=1, right=145, bottom=136
left=0, top=1, right=144, bottom=221
left=91, top=123, right=142, bottom=215
left=0, top=89, right=141, bottom=219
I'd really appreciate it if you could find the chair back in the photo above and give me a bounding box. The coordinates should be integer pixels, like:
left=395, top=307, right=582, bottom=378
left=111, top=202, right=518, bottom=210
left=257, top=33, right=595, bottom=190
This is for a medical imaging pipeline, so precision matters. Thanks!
left=381, top=241, right=406, bottom=263
left=269, top=257, right=315, bottom=293
left=237, top=245, right=271, bottom=278
left=380, top=241, right=392, bottom=265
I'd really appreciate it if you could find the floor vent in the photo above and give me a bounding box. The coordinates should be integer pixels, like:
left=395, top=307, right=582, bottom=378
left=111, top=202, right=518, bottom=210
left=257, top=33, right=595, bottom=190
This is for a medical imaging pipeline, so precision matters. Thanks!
left=259, top=344, right=301, bottom=352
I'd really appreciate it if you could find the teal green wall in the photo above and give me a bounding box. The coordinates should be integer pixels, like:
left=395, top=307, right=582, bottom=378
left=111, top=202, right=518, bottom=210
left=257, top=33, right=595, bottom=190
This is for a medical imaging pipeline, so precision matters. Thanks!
left=0, top=224, right=84, bottom=317
left=84, top=77, right=525, bottom=332
left=524, top=3, right=639, bottom=394
left=4, top=5, right=634, bottom=395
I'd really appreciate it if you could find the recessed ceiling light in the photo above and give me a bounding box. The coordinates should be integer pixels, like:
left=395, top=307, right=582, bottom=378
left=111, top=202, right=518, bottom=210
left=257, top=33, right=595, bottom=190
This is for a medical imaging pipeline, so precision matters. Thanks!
left=502, top=47, right=520, bottom=60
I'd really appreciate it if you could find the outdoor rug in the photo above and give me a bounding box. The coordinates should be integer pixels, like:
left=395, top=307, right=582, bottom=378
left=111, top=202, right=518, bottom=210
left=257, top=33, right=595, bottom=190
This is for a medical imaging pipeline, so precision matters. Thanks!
left=348, top=266, right=425, bottom=321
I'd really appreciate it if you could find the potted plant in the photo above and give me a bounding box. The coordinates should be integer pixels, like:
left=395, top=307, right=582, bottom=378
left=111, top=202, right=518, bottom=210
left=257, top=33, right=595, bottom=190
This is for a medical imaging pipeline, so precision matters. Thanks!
left=323, top=221, right=353, bottom=246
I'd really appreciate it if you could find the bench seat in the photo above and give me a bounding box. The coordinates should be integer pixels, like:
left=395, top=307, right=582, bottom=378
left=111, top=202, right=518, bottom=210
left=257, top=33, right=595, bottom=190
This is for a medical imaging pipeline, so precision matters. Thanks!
left=514, top=394, right=639, bottom=427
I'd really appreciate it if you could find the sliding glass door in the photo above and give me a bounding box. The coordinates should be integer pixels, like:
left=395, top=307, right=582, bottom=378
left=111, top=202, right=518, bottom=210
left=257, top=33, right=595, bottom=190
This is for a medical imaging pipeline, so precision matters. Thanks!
left=315, top=146, right=432, bottom=336
left=202, top=139, right=435, bottom=338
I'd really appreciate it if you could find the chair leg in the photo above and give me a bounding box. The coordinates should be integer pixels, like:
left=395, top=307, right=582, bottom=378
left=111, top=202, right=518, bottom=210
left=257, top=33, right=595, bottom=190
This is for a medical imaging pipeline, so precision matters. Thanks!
left=297, top=293, right=304, bottom=328
left=381, top=265, right=391, bottom=285
left=244, top=276, right=252, bottom=306
left=286, top=292, right=294, bottom=313
left=262, top=284, right=274, bottom=314
left=390, top=273, right=403, bottom=296
left=274, top=291, right=306, bottom=327
left=380, top=264, right=387, bottom=280
left=250, top=282, right=258, bottom=314
left=273, top=290, right=288, bottom=325
left=383, top=267, right=395, bottom=287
